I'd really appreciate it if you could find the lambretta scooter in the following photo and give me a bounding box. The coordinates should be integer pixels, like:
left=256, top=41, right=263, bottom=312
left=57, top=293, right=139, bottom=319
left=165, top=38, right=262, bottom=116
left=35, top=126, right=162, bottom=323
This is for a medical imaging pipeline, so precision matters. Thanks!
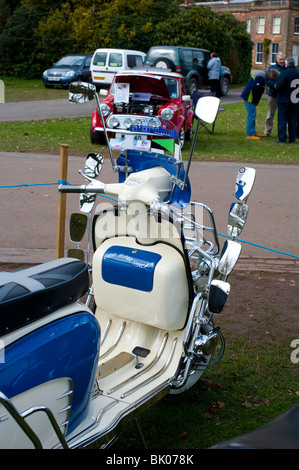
left=0, top=82, right=256, bottom=449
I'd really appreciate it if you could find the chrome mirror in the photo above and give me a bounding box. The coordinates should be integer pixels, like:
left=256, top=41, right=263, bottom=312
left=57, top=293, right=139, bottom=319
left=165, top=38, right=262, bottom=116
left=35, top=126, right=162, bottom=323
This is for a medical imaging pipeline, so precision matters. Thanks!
left=67, top=248, right=85, bottom=262
left=227, top=202, right=249, bottom=238
left=208, top=279, right=230, bottom=314
left=79, top=153, right=104, bottom=213
left=218, top=239, right=242, bottom=276
left=69, top=213, right=87, bottom=242
left=83, top=152, right=104, bottom=180
left=69, top=81, right=97, bottom=103
left=235, top=167, right=256, bottom=202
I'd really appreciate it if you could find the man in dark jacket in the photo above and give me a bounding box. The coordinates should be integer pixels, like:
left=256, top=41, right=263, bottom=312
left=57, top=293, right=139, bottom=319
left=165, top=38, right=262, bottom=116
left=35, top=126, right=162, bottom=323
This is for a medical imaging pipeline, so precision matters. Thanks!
left=241, top=69, right=269, bottom=140
left=274, top=57, right=299, bottom=143
left=263, top=52, right=285, bottom=136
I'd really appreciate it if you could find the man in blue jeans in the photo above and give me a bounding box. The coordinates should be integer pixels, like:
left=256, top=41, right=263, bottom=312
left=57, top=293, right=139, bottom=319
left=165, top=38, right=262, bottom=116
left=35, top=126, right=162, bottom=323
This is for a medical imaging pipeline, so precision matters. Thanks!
left=241, top=69, right=270, bottom=140
left=274, top=57, right=299, bottom=143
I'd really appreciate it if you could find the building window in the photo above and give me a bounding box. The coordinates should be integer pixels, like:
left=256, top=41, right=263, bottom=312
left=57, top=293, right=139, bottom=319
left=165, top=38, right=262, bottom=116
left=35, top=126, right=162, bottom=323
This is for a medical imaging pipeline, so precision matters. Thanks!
left=246, top=18, right=251, bottom=33
left=272, top=17, right=281, bottom=34
left=257, top=17, right=265, bottom=34
left=271, top=43, right=279, bottom=63
left=292, top=44, right=298, bottom=65
left=256, top=43, right=263, bottom=64
left=295, top=18, right=299, bottom=34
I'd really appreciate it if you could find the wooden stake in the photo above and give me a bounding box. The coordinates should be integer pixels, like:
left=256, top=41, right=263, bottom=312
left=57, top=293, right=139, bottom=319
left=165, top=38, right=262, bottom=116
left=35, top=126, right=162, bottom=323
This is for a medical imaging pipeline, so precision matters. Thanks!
left=56, top=144, right=69, bottom=258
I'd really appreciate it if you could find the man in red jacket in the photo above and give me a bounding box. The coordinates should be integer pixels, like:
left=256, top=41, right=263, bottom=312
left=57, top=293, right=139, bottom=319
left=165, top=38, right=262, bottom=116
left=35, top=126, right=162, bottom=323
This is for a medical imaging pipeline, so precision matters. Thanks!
left=274, top=57, right=299, bottom=143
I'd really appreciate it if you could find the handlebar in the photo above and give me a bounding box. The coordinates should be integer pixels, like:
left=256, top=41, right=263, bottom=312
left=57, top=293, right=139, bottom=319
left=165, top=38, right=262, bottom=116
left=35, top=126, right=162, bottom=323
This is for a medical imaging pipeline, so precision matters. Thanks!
left=58, top=181, right=105, bottom=194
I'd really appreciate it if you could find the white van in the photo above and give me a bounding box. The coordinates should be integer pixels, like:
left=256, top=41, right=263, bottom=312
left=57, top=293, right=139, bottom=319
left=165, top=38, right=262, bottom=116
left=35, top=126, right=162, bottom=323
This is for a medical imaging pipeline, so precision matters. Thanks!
left=90, top=48, right=146, bottom=87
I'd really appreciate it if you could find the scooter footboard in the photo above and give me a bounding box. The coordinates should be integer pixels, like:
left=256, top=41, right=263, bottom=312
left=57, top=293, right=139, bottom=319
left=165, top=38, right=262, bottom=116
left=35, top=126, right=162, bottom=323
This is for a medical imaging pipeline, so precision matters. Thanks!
left=93, top=236, right=190, bottom=331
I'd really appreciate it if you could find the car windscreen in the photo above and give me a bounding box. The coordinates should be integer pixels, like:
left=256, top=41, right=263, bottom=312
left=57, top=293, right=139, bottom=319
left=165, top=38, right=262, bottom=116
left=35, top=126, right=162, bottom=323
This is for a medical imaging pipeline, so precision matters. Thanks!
left=108, top=53, right=122, bottom=67
left=93, top=52, right=107, bottom=66
left=55, top=56, right=85, bottom=66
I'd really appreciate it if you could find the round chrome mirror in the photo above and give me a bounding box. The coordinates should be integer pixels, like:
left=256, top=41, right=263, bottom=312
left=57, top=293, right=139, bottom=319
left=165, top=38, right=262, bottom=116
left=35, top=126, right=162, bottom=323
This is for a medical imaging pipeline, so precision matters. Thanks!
left=218, top=239, right=242, bottom=276
left=235, top=167, right=256, bottom=202
left=84, top=152, right=104, bottom=180
left=227, top=202, right=249, bottom=238
left=69, top=81, right=97, bottom=103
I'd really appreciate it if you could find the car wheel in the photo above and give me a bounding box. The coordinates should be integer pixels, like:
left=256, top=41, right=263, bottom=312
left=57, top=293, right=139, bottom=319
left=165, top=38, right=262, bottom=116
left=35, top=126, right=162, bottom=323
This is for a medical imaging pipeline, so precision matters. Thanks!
left=153, top=58, right=176, bottom=72
left=179, top=126, right=185, bottom=149
left=220, top=76, right=229, bottom=96
left=90, top=127, right=106, bottom=145
left=188, top=78, right=198, bottom=98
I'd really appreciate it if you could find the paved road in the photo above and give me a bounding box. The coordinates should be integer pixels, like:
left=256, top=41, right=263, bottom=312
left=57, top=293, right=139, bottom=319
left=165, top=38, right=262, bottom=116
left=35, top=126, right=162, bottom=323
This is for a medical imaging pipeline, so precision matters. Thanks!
left=0, top=152, right=298, bottom=272
left=0, top=89, right=243, bottom=122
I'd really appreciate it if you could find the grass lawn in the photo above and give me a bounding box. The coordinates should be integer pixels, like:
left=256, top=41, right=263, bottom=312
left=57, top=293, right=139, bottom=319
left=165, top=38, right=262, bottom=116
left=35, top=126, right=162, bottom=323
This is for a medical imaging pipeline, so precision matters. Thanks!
left=1, top=76, right=68, bottom=102
left=0, top=98, right=299, bottom=164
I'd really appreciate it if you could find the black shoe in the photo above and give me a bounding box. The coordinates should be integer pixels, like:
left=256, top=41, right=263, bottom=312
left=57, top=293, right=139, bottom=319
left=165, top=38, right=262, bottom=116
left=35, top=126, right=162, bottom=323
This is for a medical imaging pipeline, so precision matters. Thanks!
left=274, top=140, right=286, bottom=143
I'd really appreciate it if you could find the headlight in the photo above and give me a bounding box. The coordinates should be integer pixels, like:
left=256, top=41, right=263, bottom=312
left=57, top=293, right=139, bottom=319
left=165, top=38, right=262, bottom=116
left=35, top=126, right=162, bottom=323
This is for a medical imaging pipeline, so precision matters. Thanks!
left=43, top=70, right=48, bottom=77
left=65, top=71, right=76, bottom=77
left=108, top=116, right=119, bottom=128
left=124, top=117, right=133, bottom=129
left=160, top=108, right=174, bottom=121
left=100, top=103, right=110, bottom=117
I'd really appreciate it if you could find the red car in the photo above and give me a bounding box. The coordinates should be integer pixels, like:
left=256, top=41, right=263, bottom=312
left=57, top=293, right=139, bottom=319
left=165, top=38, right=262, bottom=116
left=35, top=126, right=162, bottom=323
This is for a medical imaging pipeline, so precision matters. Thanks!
left=90, top=68, right=194, bottom=149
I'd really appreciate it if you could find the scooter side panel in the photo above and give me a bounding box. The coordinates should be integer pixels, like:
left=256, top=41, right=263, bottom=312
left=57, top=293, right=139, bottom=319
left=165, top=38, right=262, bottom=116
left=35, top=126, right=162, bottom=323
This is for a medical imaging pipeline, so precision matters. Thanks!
left=0, top=312, right=100, bottom=434
left=94, top=237, right=190, bottom=330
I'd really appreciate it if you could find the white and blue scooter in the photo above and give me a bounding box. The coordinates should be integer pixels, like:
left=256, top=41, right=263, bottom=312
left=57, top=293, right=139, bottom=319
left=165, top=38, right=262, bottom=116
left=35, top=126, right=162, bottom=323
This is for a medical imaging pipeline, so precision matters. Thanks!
left=0, top=82, right=255, bottom=449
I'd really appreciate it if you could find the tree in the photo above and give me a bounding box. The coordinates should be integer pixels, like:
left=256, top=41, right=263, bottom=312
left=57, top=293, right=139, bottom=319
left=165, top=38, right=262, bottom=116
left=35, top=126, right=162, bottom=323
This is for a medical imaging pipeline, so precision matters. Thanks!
left=0, top=0, right=251, bottom=81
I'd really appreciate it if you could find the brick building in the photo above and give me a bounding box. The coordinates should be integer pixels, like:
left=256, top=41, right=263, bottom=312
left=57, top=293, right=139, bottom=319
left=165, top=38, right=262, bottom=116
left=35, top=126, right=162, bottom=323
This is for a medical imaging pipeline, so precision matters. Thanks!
left=183, top=0, right=299, bottom=67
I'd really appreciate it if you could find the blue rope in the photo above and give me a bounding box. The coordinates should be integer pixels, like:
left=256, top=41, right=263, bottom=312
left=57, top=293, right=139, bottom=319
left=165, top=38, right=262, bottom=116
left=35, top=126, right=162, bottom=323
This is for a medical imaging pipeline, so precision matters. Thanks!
left=218, top=232, right=299, bottom=260
left=0, top=180, right=69, bottom=188
left=0, top=181, right=298, bottom=260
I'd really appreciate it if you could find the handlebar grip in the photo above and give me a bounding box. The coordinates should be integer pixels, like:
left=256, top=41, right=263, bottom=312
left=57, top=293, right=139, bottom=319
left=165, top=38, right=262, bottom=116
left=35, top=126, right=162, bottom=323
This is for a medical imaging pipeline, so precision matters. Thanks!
left=58, top=183, right=105, bottom=194
left=58, top=184, right=85, bottom=193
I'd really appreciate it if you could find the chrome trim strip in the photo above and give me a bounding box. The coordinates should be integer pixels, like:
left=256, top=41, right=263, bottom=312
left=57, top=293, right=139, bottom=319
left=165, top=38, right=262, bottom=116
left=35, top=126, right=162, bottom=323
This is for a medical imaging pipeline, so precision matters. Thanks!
left=95, top=400, right=119, bottom=424
left=68, top=382, right=170, bottom=449
left=107, top=332, right=169, bottom=395
left=56, top=390, right=73, bottom=400
left=100, top=320, right=111, bottom=346
left=99, top=322, right=126, bottom=360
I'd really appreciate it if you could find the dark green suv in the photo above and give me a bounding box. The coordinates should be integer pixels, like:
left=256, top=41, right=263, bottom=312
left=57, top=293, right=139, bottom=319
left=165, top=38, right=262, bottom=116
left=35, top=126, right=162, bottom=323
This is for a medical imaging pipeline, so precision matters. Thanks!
left=144, top=46, right=232, bottom=96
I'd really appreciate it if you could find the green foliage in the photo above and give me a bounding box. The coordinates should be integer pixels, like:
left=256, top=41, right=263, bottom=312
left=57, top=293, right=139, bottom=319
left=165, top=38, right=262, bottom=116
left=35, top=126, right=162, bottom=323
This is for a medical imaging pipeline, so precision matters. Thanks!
left=0, top=0, right=252, bottom=82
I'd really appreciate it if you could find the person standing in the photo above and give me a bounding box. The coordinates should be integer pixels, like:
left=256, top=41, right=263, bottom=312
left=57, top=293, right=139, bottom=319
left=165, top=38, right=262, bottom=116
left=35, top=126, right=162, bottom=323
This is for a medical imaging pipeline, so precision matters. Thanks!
left=241, top=69, right=269, bottom=140
left=274, top=57, right=299, bottom=143
left=264, top=52, right=285, bottom=137
left=207, top=52, right=221, bottom=98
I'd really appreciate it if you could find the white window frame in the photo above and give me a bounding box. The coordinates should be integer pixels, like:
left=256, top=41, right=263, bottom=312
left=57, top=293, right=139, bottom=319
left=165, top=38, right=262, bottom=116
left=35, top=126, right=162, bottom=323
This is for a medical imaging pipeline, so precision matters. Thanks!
left=257, top=17, right=265, bottom=34
left=272, top=17, right=281, bottom=34
left=246, top=18, right=251, bottom=33
left=255, top=43, right=263, bottom=64
left=292, top=44, right=299, bottom=65
left=295, top=18, right=299, bottom=34
left=271, top=43, right=279, bottom=64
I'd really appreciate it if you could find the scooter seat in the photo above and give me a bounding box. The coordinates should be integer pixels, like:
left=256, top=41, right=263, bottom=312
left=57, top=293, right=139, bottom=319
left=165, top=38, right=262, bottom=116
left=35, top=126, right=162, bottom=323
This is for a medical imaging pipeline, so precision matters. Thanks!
left=0, top=258, right=89, bottom=336
left=211, top=403, right=299, bottom=449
